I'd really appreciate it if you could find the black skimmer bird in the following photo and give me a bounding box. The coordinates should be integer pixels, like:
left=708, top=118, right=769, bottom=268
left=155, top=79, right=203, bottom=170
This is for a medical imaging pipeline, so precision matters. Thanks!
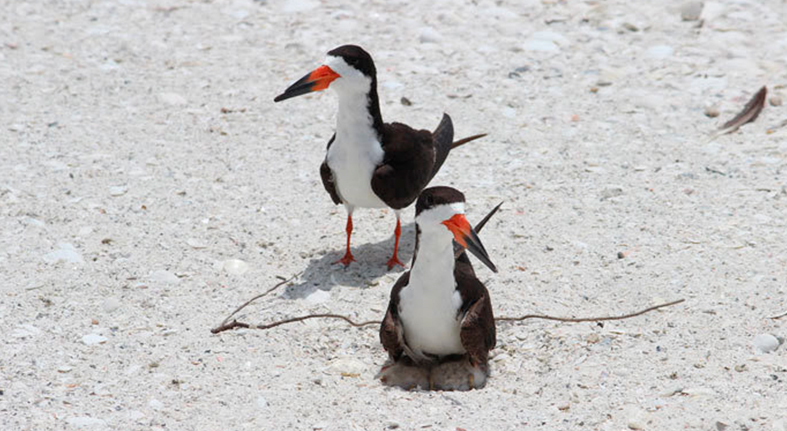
left=378, top=187, right=499, bottom=391
left=274, top=45, right=485, bottom=269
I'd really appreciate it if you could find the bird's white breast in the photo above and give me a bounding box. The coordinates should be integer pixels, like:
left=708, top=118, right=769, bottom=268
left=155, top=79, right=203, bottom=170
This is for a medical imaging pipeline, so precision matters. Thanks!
left=326, top=134, right=386, bottom=209
left=325, top=82, right=387, bottom=209
left=397, top=234, right=466, bottom=357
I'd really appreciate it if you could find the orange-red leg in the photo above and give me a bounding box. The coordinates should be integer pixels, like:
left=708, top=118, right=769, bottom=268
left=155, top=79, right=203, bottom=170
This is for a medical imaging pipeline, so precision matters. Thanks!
left=386, top=217, right=405, bottom=269
left=334, top=214, right=355, bottom=266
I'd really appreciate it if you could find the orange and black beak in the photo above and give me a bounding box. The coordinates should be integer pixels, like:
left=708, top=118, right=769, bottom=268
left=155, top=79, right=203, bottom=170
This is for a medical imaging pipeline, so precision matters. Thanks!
left=274, top=65, right=340, bottom=102
left=442, top=214, right=497, bottom=273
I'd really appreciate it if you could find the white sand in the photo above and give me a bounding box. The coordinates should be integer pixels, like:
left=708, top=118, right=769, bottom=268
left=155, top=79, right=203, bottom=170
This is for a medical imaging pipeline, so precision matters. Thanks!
left=1, top=0, right=786, bottom=429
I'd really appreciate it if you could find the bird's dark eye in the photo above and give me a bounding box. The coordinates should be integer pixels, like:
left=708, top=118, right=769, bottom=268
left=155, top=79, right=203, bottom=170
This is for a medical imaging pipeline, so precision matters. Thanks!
left=424, top=195, right=434, bottom=207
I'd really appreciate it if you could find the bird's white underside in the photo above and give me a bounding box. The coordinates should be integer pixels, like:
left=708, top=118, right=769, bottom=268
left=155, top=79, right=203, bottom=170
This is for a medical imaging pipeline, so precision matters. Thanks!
left=398, top=205, right=467, bottom=358
left=324, top=55, right=387, bottom=209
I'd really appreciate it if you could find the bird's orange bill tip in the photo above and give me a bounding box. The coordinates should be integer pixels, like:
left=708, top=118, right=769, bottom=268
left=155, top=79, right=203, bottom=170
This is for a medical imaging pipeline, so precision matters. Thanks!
left=308, top=65, right=340, bottom=91
left=273, top=65, right=340, bottom=102
left=442, top=214, right=471, bottom=248
left=443, top=213, right=497, bottom=273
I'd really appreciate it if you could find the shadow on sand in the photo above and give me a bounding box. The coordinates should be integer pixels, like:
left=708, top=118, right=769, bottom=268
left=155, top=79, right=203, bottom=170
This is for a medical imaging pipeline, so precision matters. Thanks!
left=282, top=221, right=417, bottom=299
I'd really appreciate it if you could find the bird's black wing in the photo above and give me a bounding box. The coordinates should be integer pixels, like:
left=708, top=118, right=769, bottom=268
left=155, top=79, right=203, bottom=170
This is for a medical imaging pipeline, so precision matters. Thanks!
left=319, top=134, right=342, bottom=205
left=371, top=123, right=435, bottom=209
left=380, top=272, right=411, bottom=361
left=456, top=260, right=496, bottom=366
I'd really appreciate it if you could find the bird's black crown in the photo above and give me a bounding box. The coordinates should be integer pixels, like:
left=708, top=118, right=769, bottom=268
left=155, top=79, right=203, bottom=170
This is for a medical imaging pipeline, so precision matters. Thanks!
left=416, top=187, right=466, bottom=216
left=327, top=45, right=376, bottom=78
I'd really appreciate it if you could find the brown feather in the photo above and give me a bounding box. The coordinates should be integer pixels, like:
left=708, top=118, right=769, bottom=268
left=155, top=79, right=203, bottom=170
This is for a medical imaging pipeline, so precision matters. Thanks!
left=718, top=86, right=767, bottom=133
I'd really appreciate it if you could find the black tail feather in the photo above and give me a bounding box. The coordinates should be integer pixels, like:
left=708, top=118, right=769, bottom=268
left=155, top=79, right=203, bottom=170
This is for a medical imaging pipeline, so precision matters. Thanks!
left=451, top=133, right=487, bottom=149
left=430, top=113, right=454, bottom=179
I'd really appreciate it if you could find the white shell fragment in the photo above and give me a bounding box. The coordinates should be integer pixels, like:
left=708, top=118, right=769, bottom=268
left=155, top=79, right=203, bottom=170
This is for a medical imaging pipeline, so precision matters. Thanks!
left=753, top=334, right=780, bottom=353
left=222, top=259, right=249, bottom=275
left=82, top=334, right=108, bottom=345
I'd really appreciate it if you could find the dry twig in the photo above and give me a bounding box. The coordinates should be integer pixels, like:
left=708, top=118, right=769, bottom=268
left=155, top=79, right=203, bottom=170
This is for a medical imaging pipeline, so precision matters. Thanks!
left=212, top=281, right=685, bottom=334
left=211, top=272, right=301, bottom=334
left=212, top=314, right=379, bottom=334
left=495, top=299, right=685, bottom=323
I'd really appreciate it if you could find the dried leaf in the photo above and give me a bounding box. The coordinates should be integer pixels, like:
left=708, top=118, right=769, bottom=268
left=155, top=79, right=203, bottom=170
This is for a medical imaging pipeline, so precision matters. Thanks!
left=718, top=86, right=767, bottom=133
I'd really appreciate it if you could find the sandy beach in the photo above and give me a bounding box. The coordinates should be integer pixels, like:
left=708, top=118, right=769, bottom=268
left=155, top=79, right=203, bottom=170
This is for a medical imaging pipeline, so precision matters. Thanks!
left=1, top=0, right=786, bottom=429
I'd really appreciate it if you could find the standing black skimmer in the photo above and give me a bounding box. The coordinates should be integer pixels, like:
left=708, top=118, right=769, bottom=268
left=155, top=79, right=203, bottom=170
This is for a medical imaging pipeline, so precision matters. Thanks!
left=274, top=45, right=485, bottom=269
left=378, top=187, right=499, bottom=391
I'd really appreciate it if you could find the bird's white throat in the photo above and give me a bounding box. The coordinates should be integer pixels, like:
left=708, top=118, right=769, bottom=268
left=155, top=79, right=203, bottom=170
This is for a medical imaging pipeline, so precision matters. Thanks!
left=398, top=223, right=465, bottom=358
left=323, top=55, right=386, bottom=209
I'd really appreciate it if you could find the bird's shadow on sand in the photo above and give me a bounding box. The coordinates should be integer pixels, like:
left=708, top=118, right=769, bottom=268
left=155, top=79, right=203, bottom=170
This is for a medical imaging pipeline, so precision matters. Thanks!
left=283, top=222, right=417, bottom=299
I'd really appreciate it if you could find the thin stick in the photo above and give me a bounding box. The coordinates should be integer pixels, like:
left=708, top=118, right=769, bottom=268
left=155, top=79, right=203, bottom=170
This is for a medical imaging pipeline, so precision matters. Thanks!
left=212, top=272, right=302, bottom=332
left=212, top=314, right=379, bottom=334
left=496, top=299, right=685, bottom=323
left=211, top=298, right=685, bottom=334
left=769, top=310, right=787, bottom=320
left=253, top=314, right=379, bottom=330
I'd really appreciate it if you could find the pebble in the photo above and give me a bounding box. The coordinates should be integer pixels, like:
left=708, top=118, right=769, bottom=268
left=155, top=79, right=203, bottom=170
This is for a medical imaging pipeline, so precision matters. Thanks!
left=508, top=66, right=531, bottom=78
left=109, top=185, right=127, bottom=196
left=57, top=365, right=73, bottom=373
left=157, top=92, right=187, bottom=106
left=600, top=186, right=624, bottom=200
left=305, top=289, right=330, bottom=305
left=646, top=45, right=674, bottom=59
left=82, top=334, right=108, bottom=345
left=384, top=420, right=400, bottom=429
left=280, top=0, right=317, bottom=13
left=770, top=96, right=782, bottom=107
left=12, top=324, right=42, bottom=338
left=683, top=386, right=715, bottom=397
left=102, top=297, right=122, bottom=313
left=66, top=417, right=107, bottom=427
left=419, top=27, right=442, bottom=44
left=492, top=352, right=511, bottom=363
left=328, top=357, right=366, bottom=375
left=43, top=243, right=84, bottom=264
left=680, top=1, right=704, bottom=21
left=501, top=107, right=516, bottom=118
left=700, top=2, right=726, bottom=22
left=150, top=269, right=180, bottom=284
left=621, top=22, right=639, bottom=32
left=524, top=31, right=568, bottom=53
left=704, top=104, right=720, bottom=118
left=624, top=406, right=650, bottom=430
left=257, top=396, right=268, bottom=409
left=149, top=398, right=164, bottom=410
left=222, top=259, right=249, bottom=275
left=753, top=333, right=780, bottom=353
left=524, top=39, right=558, bottom=53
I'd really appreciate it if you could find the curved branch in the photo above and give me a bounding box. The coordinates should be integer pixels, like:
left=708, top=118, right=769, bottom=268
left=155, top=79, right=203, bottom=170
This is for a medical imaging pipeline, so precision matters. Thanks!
left=495, top=299, right=685, bottom=323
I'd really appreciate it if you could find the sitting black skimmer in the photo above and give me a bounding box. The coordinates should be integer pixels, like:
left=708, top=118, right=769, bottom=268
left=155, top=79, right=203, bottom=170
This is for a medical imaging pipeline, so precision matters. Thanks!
left=378, top=187, right=499, bottom=390
left=274, top=45, right=485, bottom=269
